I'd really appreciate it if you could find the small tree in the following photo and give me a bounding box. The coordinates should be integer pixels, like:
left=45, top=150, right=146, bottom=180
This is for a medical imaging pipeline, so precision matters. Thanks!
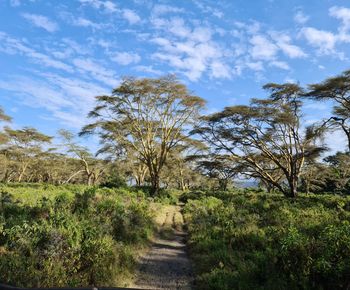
left=81, top=75, right=206, bottom=195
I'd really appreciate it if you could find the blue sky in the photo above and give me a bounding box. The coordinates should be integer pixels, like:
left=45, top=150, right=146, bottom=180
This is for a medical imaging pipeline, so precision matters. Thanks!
left=1, top=0, right=350, bottom=152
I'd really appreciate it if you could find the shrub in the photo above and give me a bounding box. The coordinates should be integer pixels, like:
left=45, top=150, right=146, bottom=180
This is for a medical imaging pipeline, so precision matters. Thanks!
left=184, top=192, right=350, bottom=289
left=0, top=184, right=156, bottom=287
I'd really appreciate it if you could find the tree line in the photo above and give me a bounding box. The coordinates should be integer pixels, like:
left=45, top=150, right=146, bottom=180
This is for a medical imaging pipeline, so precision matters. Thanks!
left=1, top=71, right=350, bottom=197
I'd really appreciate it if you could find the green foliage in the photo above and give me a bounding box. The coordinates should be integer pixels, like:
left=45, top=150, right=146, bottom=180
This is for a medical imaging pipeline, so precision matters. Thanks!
left=184, top=191, right=350, bottom=289
left=0, top=184, right=155, bottom=287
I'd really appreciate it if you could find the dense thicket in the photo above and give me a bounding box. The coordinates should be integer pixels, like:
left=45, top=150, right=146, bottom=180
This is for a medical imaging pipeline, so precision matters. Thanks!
left=184, top=190, right=350, bottom=289
left=0, top=184, right=155, bottom=287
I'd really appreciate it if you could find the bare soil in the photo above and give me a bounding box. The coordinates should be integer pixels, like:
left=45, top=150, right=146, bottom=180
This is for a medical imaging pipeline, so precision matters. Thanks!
left=131, top=205, right=193, bottom=290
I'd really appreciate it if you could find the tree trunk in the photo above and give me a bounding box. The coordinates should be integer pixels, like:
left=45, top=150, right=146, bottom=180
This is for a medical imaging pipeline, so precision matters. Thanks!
left=287, top=177, right=298, bottom=198
left=18, top=163, right=28, bottom=182
left=87, top=173, right=94, bottom=186
left=305, top=180, right=310, bottom=195
left=219, top=179, right=228, bottom=191
left=150, top=173, right=160, bottom=196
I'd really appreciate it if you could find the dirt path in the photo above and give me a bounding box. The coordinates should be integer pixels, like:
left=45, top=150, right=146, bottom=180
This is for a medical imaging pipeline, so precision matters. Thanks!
left=131, top=205, right=193, bottom=290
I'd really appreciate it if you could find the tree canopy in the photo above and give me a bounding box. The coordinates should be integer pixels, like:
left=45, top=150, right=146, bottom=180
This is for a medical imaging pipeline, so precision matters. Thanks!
left=81, top=75, right=206, bottom=194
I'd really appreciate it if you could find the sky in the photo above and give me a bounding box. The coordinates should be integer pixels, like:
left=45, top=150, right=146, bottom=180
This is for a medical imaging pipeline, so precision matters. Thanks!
left=1, top=0, right=350, bottom=152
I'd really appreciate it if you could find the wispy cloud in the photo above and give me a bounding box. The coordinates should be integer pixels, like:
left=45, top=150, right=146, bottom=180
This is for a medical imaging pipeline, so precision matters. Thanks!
left=122, top=9, right=141, bottom=24
left=111, top=52, right=141, bottom=65
left=151, top=4, right=184, bottom=17
left=73, top=17, right=102, bottom=29
left=134, top=65, right=162, bottom=75
left=0, top=32, right=73, bottom=72
left=0, top=73, right=108, bottom=128
left=79, top=0, right=118, bottom=13
left=294, top=10, right=309, bottom=24
left=150, top=17, right=231, bottom=81
left=22, top=13, right=58, bottom=32
left=72, top=58, right=118, bottom=86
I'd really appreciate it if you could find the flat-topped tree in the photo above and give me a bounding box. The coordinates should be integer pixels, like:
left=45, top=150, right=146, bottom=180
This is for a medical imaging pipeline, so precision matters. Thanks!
left=59, top=129, right=107, bottom=186
left=306, top=69, right=350, bottom=151
left=81, top=75, right=206, bottom=195
left=0, top=127, right=52, bottom=182
left=193, top=83, right=326, bottom=198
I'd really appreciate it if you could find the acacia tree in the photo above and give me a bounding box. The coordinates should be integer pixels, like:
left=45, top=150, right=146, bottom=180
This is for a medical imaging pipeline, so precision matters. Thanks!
left=194, top=83, right=326, bottom=198
left=195, top=154, right=239, bottom=191
left=323, top=152, right=350, bottom=194
left=81, top=75, right=206, bottom=195
left=0, top=127, right=52, bottom=182
left=306, top=70, right=350, bottom=151
left=59, top=129, right=107, bottom=186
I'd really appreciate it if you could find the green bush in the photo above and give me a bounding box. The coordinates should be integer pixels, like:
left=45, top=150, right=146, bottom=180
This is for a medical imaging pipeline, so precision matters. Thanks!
left=0, top=184, right=156, bottom=287
left=184, top=192, right=350, bottom=289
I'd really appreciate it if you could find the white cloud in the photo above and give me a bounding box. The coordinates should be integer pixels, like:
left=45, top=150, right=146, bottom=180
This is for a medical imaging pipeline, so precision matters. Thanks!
left=299, top=7, right=350, bottom=56
left=122, top=9, right=141, bottom=24
left=111, top=52, right=141, bottom=65
left=304, top=102, right=328, bottom=111
left=270, top=32, right=307, bottom=58
left=79, top=0, right=117, bottom=13
left=0, top=73, right=109, bottom=128
left=294, top=11, right=309, bottom=24
left=270, top=60, right=290, bottom=70
left=152, top=4, right=184, bottom=16
left=103, top=1, right=118, bottom=12
left=284, top=77, right=296, bottom=83
left=250, top=35, right=278, bottom=60
left=62, top=38, right=90, bottom=55
left=150, top=17, right=230, bottom=81
left=246, top=61, right=264, bottom=71
left=325, top=129, right=348, bottom=154
left=300, top=27, right=337, bottom=54
left=210, top=61, right=231, bottom=78
left=72, top=58, right=117, bottom=86
left=0, top=76, right=73, bottom=111
left=22, top=13, right=58, bottom=32
left=73, top=17, right=102, bottom=29
left=329, top=6, right=350, bottom=33
left=192, top=0, right=224, bottom=19
left=134, top=65, right=162, bottom=75
left=0, top=32, right=73, bottom=72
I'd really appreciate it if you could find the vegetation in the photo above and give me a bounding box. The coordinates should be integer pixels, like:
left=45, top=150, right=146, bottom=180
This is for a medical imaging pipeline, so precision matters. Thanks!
left=193, top=83, right=326, bottom=197
left=184, top=190, right=350, bottom=289
left=3, top=69, right=350, bottom=288
left=80, top=75, right=206, bottom=195
left=0, top=183, right=155, bottom=287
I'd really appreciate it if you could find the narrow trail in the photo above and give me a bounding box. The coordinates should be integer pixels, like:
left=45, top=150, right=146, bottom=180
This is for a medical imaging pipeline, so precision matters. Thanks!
left=131, top=205, right=193, bottom=290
